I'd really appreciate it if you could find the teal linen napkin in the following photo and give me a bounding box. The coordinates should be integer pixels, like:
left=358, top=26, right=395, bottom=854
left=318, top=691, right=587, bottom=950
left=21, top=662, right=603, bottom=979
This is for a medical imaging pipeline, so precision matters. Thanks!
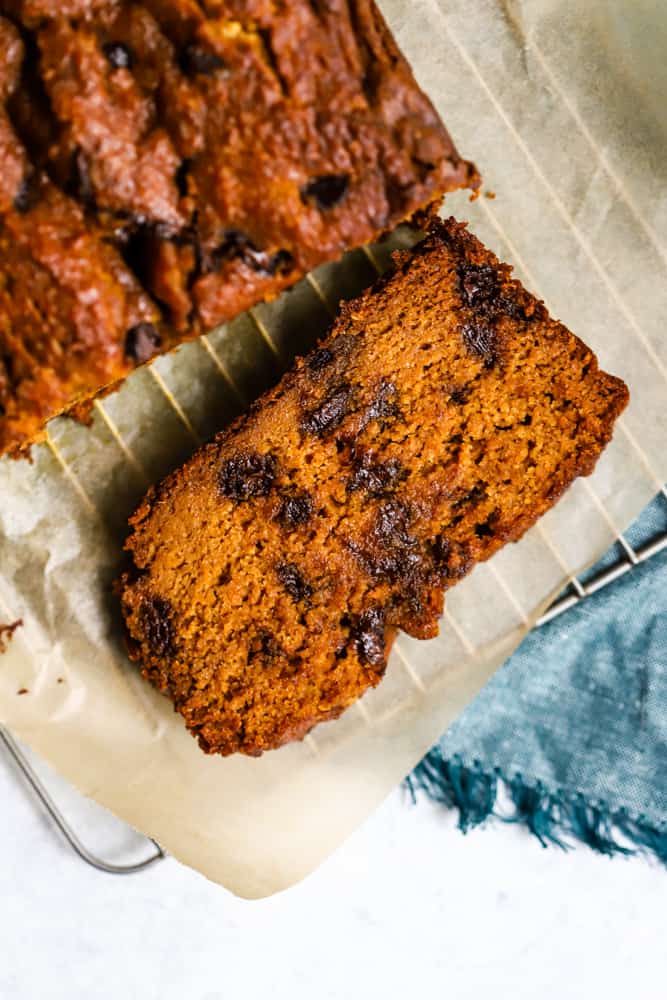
left=410, top=492, right=667, bottom=862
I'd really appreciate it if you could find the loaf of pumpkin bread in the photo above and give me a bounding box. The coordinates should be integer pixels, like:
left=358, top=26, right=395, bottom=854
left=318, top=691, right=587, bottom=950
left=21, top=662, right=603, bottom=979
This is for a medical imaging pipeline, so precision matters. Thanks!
left=119, top=217, right=629, bottom=756
left=0, top=1, right=478, bottom=455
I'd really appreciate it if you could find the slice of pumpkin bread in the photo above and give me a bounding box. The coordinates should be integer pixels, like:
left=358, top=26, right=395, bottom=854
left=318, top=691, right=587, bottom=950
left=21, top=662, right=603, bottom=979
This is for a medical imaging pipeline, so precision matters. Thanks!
left=119, top=217, right=628, bottom=756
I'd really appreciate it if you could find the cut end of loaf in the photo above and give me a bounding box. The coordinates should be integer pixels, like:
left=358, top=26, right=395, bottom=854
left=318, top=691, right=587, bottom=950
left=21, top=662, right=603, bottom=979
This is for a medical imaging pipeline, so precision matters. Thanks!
left=119, top=217, right=628, bottom=756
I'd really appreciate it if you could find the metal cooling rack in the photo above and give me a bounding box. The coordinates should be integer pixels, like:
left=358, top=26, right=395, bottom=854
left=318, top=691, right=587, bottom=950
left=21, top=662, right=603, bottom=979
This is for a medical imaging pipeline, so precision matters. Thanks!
left=2, top=487, right=665, bottom=874
left=0, top=727, right=164, bottom=874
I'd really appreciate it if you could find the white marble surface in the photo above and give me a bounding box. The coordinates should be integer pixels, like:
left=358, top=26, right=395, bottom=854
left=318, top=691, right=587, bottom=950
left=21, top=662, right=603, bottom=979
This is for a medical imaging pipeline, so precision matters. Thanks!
left=1, top=745, right=665, bottom=1000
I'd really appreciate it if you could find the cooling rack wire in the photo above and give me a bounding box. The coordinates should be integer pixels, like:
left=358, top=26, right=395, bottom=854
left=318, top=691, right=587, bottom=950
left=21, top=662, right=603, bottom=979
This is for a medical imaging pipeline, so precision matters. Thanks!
left=3, top=10, right=667, bottom=873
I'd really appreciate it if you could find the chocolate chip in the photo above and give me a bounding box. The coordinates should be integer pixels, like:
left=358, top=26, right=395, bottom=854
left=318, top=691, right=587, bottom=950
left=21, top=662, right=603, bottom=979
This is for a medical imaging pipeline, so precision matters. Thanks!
left=497, top=295, right=527, bottom=320
left=351, top=608, right=386, bottom=668
left=349, top=501, right=421, bottom=583
left=301, top=174, right=349, bottom=210
left=458, top=263, right=499, bottom=309
left=458, top=263, right=529, bottom=321
left=308, top=347, right=334, bottom=372
left=307, top=335, right=359, bottom=377
left=13, top=173, right=40, bottom=214
left=124, top=323, right=162, bottom=364
left=366, top=379, right=400, bottom=424
left=218, top=451, right=277, bottom=501
left=432, top=535, right=450, bottom=568
left=301, top=383, right=353, bottom=436
left=180, top=43, right=226, bottom=76
left=266, top=249, right=295, bottom=276
left=276, top=562, right=312, bottom=602
left=205, top=231, right=294, bottom=277
left=348, top=452, right=404, bottom=496
left=247, top=628, right=282, bottom=664
left=461, top=322, right=500, bottom=368
left=431, top=536, right=472, bottom=583
left=204, top=231, right=252, bottom=270
left=141, top=596, right=175, bottom=657
left=474, top=520, right=494, bottom=538
left=370, top=501, right=419, bottom=577
left=275, top=493, right=314, bottom=528
left=102, top=41, right=134, bottom=70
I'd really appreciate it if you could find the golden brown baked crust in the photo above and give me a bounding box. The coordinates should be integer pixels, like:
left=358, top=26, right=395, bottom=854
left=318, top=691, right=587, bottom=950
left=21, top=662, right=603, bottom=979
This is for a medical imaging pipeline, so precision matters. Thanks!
left=119, top=217, right=629, bottom=757
left=0, top=1, right=479, bottom=455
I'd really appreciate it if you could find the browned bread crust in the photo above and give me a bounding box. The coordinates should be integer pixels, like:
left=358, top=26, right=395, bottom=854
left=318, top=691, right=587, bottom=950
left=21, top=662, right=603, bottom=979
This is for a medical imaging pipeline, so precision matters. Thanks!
left=0, top=2, right=478, bottom=455
left=119, top=217, right=629, bottom=756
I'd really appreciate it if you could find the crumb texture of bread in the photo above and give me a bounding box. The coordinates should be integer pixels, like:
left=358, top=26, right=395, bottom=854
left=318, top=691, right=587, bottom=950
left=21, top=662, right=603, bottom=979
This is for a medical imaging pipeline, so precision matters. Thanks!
left=0, top=2, right=478, bottom=456
left=119, top=217, right=629, bottom=757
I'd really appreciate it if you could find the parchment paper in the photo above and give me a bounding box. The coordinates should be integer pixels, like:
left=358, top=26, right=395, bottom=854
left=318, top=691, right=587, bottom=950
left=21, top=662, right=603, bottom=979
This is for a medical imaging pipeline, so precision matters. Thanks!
left=1, top=0, right=666, bottom=898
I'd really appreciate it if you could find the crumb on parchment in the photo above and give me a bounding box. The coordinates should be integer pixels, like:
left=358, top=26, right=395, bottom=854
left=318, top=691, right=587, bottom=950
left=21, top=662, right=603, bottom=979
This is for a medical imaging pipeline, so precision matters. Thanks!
left=0, top=619, right=23, bottom=654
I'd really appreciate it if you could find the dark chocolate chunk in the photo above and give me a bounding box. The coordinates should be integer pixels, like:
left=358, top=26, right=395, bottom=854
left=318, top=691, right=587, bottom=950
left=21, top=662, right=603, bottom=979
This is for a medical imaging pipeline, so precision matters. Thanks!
left=218, top=451, right=277, bottom=501
left=348, top=452, right=404, bottom=496
left=308, top=334, right=359, bottom=377
left=124, top=323, right=162, bottom=364
left=102, top=41, right=134, bottom=70
left=461, top=322, right=500, bottom=368
left=267, top=249, right=295, bottom=276
left=458, top=263, right=499, bottom=309
left=180, top=43, right=226, bottom=76
left=13, top=173, right=40, bottom=214
left=459, top=263, right=528, bottom=321
left=205, top=231, right=294, bottom=277
left=350, top=501, right=421, bottom=583
left=431, top=535, right=472, bottom=582
left=366, top=378, right=401, bottom=424
left=474, top=520, right=495, bottom=538
left=301, top=174, right=350, bottom=210
left=473, top=507, right=499, bottom=539
left=141, top=596, right=175, bottom=657
left=497, top=295, right=527, bottom=320
left=308, top=347, right=334, bottom=373
left=275, top=493, right=314, bottom=528
left=205, top=231, right=253, bottom=270
left=301, top=383, right=353, bottom=436
left=276, top=562, right=313, bottom=602
left=351, top=608, right=386, bottom=669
